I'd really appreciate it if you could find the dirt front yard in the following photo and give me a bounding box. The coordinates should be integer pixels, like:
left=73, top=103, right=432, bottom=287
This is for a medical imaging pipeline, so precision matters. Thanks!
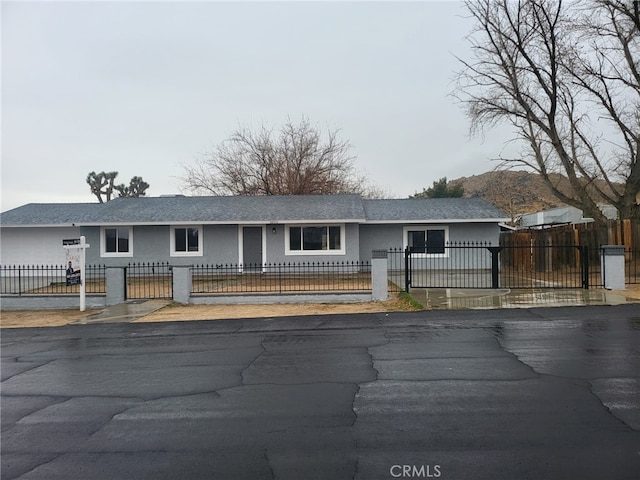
left=0, top=294, right=417, bottom=329
left=2, top=286, right=639, bottom=329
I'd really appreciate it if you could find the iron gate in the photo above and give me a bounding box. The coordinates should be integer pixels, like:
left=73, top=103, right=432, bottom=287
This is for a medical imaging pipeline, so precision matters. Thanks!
left=125, top=262, right=173, bottom=299
left=398, top=243, right=593, bottom=290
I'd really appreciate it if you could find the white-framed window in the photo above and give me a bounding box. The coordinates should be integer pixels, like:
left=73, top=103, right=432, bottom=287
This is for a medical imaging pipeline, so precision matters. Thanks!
left=403, top=226, right=449, bottom=257
left=101, top=226, right=133, bottom=257
left=170, top=226, right=203, bottom=256
left=285, top=224, right=345, bottom=255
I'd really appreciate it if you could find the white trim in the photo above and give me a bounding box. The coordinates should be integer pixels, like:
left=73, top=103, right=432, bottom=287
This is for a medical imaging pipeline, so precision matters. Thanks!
left=170, top=225, right=203, bottom=257
left=1, top=218, right=509, bottom=228
left=285, top=224, right=346, bottom=256
left=1, top=224, right=78, bottom=228
left=364, top=218, right=509, bottom=224
left=3, top=218, right=367, bottom=228
left=403, top=226, right=450, bottom=258
left=100, top=226, right=133, bottom=258
left=238, top=225, right=267, bottom=271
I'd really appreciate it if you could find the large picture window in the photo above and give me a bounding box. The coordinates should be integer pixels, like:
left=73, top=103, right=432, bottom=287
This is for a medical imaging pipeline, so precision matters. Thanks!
left=101, top=226, right=133, bottom=257
left=404, top=226, right=448, bottom=257
left=286, top=225, right=345, bottom=255
left=171, top=226, right=202, bottom=256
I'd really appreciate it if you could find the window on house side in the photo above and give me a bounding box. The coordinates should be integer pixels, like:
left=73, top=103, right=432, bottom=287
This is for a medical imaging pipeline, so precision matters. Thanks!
left=104, top=227, right=130, bottom=254
left=287, top=225, right=344, bottom=254
left=175, top=227, right=199, bottom=252
left=171, top=226, right=202, bottom=256
left=405, top=227, right=448, bottom=256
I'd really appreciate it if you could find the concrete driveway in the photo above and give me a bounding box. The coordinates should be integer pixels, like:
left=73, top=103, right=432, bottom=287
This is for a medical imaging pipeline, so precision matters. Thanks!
left=2, top=305, right=639, bottom=479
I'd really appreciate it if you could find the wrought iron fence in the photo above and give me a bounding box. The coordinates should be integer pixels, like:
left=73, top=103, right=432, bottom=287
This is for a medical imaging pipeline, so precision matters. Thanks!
left=125, top=262, right=173, bottom=299
left=387, top=243, right=600, bottom=290
left=0, top=264, right=106, bottom=295
left=500, top=245, right=595, bottom=289
left=191, top=261, right=372, bottom=294
left=626, top=249, right=640, bottom=284
left=386, top=249, right=405, bottom=293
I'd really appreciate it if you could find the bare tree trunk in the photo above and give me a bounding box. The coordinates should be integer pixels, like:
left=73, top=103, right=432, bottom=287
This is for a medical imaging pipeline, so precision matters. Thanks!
left=455, top=0, right=639, bottom=223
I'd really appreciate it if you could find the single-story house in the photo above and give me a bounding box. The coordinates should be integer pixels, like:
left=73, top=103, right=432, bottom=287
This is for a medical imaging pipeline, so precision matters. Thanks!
left=0, top=195, right=508, bottom=266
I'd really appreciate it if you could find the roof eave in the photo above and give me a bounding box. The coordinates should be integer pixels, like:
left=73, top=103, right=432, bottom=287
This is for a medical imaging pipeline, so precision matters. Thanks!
left=0, top=223, right=79, bottom=228
left=363, top=218, right=509, bottom=224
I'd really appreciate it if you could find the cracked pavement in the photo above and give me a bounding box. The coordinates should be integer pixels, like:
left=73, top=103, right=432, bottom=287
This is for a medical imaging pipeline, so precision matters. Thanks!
left=2, top=305, right=640, bottom=479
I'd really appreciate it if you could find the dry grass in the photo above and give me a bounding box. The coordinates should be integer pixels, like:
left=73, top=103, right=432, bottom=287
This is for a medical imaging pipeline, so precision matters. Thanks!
left=610, top=283, right=640, bottom=300
left=191, top=272, right=371, bottom=294
left=0, top=309, right=101, bottom=328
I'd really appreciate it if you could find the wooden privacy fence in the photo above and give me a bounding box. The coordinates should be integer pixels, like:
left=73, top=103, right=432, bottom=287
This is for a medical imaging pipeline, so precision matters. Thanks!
left=502, top=219, right=640, bottom=285
left=506, top=218, right=640, bottom=249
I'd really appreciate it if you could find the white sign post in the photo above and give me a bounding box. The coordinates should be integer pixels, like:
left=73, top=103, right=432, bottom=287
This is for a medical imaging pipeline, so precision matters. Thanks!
left=63, top=236, right=90, bottom=311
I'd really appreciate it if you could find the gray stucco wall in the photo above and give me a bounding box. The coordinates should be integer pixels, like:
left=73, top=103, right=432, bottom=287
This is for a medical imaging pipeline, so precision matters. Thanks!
left=80, top=222, right=499, bottom=266
left=358, top=223, right=501, bottom=261
left=82, top=223, right=360, bottom=266
left=0, top=226, right=81, bottom=265
left=3, top=222, right=499, bottom=267
left=265, top=223, right=360, bottom=264
left=0, top=295, right=106, bottom=310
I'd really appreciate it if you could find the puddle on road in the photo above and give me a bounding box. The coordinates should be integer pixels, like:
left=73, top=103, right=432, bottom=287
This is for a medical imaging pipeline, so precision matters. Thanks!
left=410, top=288, right=633, bottom=310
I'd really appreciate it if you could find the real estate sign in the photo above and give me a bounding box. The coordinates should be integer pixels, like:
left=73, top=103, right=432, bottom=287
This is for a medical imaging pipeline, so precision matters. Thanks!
left=62, top=237, right=90, bottom=311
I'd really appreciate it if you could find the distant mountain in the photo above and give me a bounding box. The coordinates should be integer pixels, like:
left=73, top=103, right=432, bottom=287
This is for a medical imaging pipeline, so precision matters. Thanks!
left=452, top=171, right=617, bottom=220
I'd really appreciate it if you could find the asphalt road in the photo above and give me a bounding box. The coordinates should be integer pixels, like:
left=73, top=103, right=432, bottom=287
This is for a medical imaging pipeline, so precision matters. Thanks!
left=2, top=305, right=640, bottom=480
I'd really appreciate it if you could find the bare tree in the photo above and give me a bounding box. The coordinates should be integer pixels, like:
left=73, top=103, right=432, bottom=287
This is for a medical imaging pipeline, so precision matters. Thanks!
left=455, top=0, right=639, bottom=222
left=182, top=118, right=378, bottom=196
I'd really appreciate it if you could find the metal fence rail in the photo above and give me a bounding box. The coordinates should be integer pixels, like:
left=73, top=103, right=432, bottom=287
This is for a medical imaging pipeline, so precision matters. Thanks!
left=387, top=243, right=601, bottom=290
left=626, top=249, right=640, bottom=284
left=191, top=261, right=372, bottom=294
left=125, top=262, right=173, bottom=299
left=501, top=245, right=598, bottom=289
left=0, top=264, right=106, bottom=295
left=386, top=249, right=405, bottom=293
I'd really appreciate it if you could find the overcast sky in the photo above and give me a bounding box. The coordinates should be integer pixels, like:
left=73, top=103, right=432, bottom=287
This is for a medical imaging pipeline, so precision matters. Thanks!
left=1, top=0, right=520, bottom=211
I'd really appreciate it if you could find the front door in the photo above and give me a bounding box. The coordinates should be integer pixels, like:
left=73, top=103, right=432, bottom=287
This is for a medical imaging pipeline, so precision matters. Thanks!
left=242, top=226, right=263, bottom=271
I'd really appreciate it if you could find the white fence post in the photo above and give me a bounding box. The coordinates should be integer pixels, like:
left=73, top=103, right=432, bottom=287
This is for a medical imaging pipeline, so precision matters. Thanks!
left=601, top=245, right=625, bottom=290
left=106, top=267, right=126, bottom=306
left=172, top=266, right=192, bottom=304
left=372, top=250, right=389, bottom=301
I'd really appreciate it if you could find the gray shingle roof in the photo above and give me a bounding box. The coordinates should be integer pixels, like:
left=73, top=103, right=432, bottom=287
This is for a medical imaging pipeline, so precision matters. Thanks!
left=97, top=195, right=366, bottom=223
left=1, top=195, right=508, bottom=226
left=362, top=197, right=508, bottom=222
left=0, top=195, right=367, bottom=225
left=0, top=203, right=102, bottom=226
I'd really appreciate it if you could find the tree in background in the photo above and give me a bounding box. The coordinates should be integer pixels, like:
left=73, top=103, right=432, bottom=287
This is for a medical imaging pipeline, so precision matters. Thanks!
left=182, top=117, right=381, bottom=197
left=411, top=177, right=465, bottom=198
left=86, top=171, right=118, bottom=203
left=455, top=0, right=639, bottom=222
left=115, top=176, right=150, bottom=198
left=86, top=171, right=149, bottom=202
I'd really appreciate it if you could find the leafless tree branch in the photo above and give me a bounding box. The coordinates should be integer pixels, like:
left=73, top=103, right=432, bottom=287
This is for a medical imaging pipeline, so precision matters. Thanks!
left=181, top=117, right=380, bottom=197
left=455, top=0, right=639, bottom=221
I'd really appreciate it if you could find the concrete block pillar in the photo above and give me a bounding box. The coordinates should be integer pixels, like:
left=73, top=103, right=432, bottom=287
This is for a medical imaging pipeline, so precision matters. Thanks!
left=601, top=245, right=625, bottom=290
left=106, top=267, right=126, bottom=306
left=172, top=266, right=192, bottom=304
left=371, top=250, right=389, bottom=301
